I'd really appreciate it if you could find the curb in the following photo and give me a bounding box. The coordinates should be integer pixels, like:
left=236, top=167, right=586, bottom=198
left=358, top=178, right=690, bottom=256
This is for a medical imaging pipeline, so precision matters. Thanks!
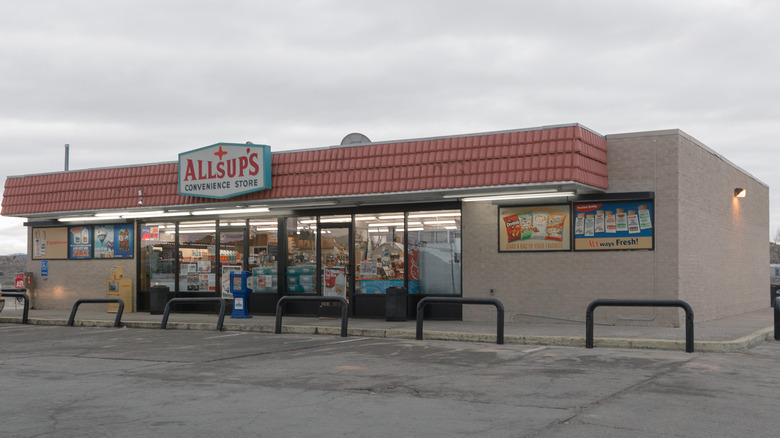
left=1, top=316, right=775, bottom=353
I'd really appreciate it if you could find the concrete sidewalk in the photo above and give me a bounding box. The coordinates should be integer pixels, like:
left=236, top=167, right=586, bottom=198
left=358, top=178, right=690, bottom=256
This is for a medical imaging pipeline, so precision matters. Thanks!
left=0, top=302, right=775, bottom=353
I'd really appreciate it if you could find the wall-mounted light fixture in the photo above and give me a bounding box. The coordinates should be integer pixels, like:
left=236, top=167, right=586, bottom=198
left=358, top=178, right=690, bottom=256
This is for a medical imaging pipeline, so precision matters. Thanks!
left=734, top=188, right=746, bottom=198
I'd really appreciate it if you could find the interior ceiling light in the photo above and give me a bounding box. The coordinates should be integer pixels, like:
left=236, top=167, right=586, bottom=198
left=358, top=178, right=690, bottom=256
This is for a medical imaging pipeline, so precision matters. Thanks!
left=249, top=221, right=278, bottom=226
left=319, top=217, right=352, bottom=223
left=368, top=222, right=423, bottom=227
left=377, top=215, right=405, bottom=220
left=191, top=207, right=269, bottom=216
left=461, top=191, right=576, bottom=202
left=409, top=212, right=461, bottom=218
left=178, top=222, right=216, bottom=228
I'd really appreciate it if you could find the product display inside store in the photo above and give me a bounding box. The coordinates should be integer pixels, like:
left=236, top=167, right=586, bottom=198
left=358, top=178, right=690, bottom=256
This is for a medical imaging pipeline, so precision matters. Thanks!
left=138, top=209, right=461, bottom=298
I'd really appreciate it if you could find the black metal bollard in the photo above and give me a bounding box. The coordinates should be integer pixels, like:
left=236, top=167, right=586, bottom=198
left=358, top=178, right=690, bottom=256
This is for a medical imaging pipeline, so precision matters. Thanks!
left=774, top=297, right=780, bottom=341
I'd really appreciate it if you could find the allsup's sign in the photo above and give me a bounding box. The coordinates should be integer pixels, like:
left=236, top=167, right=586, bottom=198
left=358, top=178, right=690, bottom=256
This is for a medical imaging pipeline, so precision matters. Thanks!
left=178, top=143, right=272, bottom=199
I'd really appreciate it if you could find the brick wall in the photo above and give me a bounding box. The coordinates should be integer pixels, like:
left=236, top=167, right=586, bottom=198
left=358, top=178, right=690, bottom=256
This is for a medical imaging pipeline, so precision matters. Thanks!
left=675, top=133, right=768, bottom=318
left=25, top=226, right=137, bottom=311
left=463, top=129, right=768, bottom=325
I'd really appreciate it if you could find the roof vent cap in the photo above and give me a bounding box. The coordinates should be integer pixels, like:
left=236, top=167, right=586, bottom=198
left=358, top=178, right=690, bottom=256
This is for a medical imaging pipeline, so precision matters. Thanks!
left=341, top=133, right=371, bottom=145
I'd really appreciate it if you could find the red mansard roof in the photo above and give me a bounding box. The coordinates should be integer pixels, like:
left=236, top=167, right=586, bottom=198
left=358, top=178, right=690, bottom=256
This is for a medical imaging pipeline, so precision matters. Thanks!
left=1, top=124, right=608, bottom=217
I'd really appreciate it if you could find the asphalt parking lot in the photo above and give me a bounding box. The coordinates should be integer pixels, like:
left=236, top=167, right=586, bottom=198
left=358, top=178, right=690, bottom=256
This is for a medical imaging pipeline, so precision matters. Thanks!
left=2, top=323, right=780, bottom=437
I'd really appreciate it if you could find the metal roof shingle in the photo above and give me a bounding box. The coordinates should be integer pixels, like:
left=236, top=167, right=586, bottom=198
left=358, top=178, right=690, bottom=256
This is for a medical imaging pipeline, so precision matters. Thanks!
left=2, top=125, right=608, bottom=216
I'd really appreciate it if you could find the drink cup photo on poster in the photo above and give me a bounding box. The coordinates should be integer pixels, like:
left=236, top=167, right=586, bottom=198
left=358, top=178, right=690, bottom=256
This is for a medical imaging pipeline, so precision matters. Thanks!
left=94, top=225, right=115, bottom=258
left=93, top=224, right=134, bottom=259
left=573, top=200, right=654, bottom=250
left=69, top=226, right=93, bottom=259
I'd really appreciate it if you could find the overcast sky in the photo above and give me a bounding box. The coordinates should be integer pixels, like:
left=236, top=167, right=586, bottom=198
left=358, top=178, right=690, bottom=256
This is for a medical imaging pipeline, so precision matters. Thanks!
left=1, top=0, right=778, bottom=255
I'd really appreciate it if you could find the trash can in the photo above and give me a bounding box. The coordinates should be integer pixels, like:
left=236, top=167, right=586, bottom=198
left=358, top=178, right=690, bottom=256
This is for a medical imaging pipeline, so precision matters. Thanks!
left=150, top=285, right=170, bottom=315
left=386, top=286, right=407, bottom=321
left=771, top=285, right=780, bottom=308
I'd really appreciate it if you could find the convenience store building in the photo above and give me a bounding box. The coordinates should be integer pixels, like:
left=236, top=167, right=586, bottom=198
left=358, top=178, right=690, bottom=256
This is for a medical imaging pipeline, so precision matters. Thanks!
left=1, top=124, right=768, bottom=326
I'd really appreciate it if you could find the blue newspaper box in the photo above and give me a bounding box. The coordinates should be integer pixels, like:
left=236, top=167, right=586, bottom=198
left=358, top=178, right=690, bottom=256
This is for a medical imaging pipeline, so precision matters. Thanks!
left=230, top=271, right=253, bottom=318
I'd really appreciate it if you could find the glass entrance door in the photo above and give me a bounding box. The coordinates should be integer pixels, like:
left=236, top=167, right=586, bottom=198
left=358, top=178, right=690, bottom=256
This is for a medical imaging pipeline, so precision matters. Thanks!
left=319, top=225, right=352, bottom=302
left=218, top=228, right=246, bottom=298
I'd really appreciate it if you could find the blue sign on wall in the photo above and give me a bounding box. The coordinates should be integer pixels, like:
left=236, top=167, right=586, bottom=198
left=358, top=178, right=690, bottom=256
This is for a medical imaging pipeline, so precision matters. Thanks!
left=41, top=260, right=48, bottom=277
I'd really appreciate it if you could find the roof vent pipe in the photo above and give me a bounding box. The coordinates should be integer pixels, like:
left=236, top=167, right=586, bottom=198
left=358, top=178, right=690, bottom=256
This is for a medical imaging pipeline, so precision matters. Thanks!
left=64, top=144, right=69, bottom=171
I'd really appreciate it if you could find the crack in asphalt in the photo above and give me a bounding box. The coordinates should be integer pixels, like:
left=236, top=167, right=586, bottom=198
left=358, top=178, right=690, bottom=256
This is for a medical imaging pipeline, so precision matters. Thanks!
left=523, top=355, right=698, bottom=437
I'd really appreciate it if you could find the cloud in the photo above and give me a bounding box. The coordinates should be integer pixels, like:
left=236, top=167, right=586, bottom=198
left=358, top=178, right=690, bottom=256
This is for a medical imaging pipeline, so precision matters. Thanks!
left=2, top=0, right=780, bottom=253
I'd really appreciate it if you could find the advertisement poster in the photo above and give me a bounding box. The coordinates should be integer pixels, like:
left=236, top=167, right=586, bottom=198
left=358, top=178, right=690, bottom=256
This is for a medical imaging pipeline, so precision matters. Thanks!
left=94, top=224, right=134, bottom=259
left=69, top=226, right=92, bottom=259
left=359, top=261, right=378, bottom=277
left=573, top=201, right=654, bottom=250
left=324, top=267, right=347, bottom=298
left=141, top=226, right=159, bottom=241
left=221, top=265, right=241, bottom=298
left=186, top=273, right=215, bottom=291
left=498, top=205, right=571, bottom=251
left=33, top=227, right=68, bottom=259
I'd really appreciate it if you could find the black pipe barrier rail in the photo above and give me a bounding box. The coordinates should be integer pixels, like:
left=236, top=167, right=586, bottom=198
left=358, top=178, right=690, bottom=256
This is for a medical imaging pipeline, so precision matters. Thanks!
left=586, top=299, right=694, bottom=353
left=275, top=296, right=349, bottom=337
left=1, top=288, right=30, bottom=324
left=416, top=297, right=505, bottom=345
left=68, top=299, right=124, bottom=328
left=774, top=297, right=780, bottom=341
left=160, top=298, right=226, bottom=331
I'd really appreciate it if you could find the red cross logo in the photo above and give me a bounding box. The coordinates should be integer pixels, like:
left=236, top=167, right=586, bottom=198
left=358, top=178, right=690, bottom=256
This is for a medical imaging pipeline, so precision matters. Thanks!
left=214, top=145, right=228, bottom=160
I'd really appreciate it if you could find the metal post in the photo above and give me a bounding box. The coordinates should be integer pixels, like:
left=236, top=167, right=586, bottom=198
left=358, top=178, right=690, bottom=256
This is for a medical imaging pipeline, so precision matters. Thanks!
left=774, top=297, right=780, bottom=341
left=68, top=299, right=124, bottom=328
left=586, top=299, right=694, bottom=353
left=0, top=289, right=29, bottom=324
left=160, top=298, right=226, bottom=330
left=275, top=296, right=349, bottom=337
left=416, top=297, right=504, bottom=344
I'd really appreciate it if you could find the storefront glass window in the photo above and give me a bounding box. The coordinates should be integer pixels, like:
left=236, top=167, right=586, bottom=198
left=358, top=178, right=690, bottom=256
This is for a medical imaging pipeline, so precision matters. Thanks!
left=248, top=220, right=279, bottom=293
left=355, top=213, right=406, bottom=294
left=319, top=215, right=351, bottom=300
left=140, top=222, right=176, bottom=291
left=218, top=228, right=245, bottom=298
left=408, top=210, right=461, bottom=295
left=178, top=221, right=217, bottom=292
left=286, top=217, right=317, bottom=293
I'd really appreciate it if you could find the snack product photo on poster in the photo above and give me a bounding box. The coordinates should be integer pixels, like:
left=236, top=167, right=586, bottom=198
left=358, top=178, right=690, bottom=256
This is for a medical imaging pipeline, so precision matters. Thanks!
left=573, top=200, right=654, bottom=250
left=499, top=205, right=571, bottom=251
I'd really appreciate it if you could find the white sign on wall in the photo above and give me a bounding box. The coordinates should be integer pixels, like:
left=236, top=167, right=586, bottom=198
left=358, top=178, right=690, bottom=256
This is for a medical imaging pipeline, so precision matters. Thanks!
left=178, top=143, right=272, bottom=199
